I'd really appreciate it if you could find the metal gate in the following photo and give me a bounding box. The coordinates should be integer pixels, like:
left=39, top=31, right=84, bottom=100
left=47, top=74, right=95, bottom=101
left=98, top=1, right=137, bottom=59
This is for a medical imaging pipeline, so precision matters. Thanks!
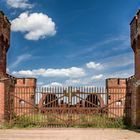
left=10, top=86, right=131, bottom=127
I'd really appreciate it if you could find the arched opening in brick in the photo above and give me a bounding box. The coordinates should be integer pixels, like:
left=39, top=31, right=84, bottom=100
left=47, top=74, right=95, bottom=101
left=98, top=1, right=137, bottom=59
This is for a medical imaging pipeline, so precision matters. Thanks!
left=38, top=93, right=59, bottom=110
left=84, top=94, right=104, bottom=107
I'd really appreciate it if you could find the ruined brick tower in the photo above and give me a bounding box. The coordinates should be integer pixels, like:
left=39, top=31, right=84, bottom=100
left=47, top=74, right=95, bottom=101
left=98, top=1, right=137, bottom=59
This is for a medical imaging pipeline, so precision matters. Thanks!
left=130, top=10, right=140, bottom=80
left=0, top=11, right=10, bottom=78
left=130, top=10, right=140, bottom=126
left=0, top=11, right=15, bottom=124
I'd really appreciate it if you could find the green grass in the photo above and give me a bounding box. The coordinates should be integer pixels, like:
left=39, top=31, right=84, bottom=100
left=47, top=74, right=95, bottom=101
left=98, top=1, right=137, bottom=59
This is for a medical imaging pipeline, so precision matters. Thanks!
left=7, top=113, right=127, bottom=128
left=0, top=122, right=12, bottom=129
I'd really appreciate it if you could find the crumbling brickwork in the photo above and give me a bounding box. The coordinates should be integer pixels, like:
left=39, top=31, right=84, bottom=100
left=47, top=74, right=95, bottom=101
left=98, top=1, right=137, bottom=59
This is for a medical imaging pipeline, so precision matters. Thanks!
left=0, top=11, right=10, bottom=78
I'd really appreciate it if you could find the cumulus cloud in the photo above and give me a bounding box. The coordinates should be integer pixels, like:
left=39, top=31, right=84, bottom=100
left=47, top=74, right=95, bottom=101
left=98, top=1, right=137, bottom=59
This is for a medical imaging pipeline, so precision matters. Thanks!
left=11, top=12, right=56, bottom=40
left=86, top=61, right=103, bottom=69
left=7, top=0, right=33, bottom=9
left=91, top=74, right=104, bottom=80
left=12, top=67, right=86, bottom=78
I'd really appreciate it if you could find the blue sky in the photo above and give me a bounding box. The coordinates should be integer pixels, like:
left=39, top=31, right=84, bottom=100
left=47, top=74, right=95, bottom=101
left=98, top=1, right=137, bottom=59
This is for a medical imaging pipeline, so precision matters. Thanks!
left=0, top=0, right=139, bottom=86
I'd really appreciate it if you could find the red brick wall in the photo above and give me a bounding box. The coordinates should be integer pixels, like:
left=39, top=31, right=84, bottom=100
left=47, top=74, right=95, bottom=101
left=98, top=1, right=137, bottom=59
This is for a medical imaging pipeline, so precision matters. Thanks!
left=14, top=78, right=36, bottom=115
left=0, top=79, right=15, bottom=124
left=0, top=82, right=5, bottom=123
left=106, top=78, right=127, bottom=118
left=135, top=46, right=140, bottom=79
left=136, top=85, right=140, bottom=125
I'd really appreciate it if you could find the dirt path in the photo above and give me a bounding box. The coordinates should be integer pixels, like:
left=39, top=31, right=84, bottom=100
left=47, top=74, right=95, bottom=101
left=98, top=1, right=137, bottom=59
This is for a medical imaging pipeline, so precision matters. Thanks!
left=0, top=128, right=139, bottom=140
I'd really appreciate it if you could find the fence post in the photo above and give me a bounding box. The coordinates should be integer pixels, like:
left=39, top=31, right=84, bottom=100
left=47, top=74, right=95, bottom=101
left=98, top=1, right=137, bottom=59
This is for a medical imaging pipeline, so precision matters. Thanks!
left=67, top=86, right=72, bottom=126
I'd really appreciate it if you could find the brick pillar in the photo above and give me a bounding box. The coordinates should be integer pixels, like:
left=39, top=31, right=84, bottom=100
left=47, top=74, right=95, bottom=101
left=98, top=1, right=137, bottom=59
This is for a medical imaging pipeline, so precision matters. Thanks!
left=0, top=78, right=15, bottom=124
left=0, top=82, right=5, bottom=123
left=131, top=82, right=137, bottom=126
left=131, top=80, right=140, bottom=126
left=136, top=85, right=140, bottom=125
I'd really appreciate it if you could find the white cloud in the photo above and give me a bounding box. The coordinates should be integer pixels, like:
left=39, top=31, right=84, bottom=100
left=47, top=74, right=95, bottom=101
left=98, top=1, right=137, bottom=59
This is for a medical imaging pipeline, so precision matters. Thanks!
left=86, top=61, right=103, bottom=69
left=65, top=79, right=81, bottom=85
left=37, top=82, right=44, bottom=86
left=50, top=82, right=63, bottom=86
left=42, top=82, right=63, bottom=87
left=6, top=68, right=10, bottom=73
left=7, top=0, right=33, bottom=9
left=10, top=53, right=31, bottom=69
left=11, top=12, right=56, bottom=40
left=105, top=69, right=134, bottom=79
left=91, top=74, right=104, bottom=80
left=10, top=53, right=134, bottom=87
left=12, top=67, right=86, bottom=78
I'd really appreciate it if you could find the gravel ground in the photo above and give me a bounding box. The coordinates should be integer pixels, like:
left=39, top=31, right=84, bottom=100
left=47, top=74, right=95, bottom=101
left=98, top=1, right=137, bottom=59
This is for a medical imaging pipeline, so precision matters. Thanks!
left=0, top=128, right=139, bottom=140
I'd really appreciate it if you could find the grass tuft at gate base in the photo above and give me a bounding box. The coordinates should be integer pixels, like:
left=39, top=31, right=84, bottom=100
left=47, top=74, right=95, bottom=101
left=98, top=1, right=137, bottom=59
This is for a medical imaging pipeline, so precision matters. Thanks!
left=0, top=114, right=129, bottom=129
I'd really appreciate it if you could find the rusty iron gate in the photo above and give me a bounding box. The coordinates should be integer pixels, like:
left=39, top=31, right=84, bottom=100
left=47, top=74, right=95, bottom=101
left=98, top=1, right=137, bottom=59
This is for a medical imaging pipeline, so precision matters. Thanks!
left=10, top=86, right=131, bottom=127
